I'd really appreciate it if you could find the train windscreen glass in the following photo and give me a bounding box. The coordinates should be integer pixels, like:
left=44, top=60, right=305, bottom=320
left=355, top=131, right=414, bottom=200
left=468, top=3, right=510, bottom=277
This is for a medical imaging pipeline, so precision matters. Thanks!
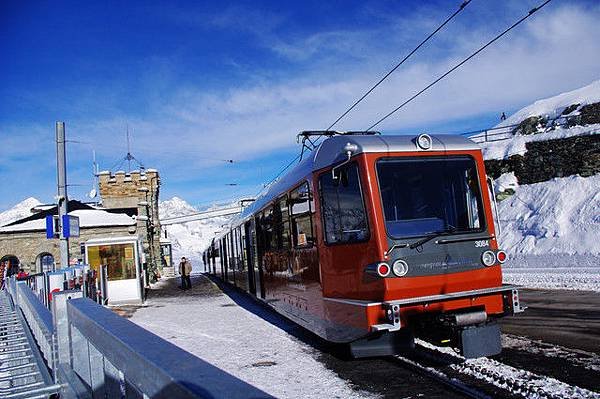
left=376, top=156, right=485, bottom=238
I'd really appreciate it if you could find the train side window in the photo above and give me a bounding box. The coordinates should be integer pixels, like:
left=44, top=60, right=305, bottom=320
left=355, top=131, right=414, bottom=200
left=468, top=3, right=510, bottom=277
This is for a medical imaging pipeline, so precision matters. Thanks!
left=319, top=162, right=369, bottom=244
left=290, top=182, right=315, bottom=248
left=277, top=195, right=291, bottom=250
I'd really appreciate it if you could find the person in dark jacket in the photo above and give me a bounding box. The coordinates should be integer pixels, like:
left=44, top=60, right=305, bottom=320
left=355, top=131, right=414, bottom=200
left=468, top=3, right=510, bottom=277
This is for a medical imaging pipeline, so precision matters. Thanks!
left=178, top=257, right=192, bottom=289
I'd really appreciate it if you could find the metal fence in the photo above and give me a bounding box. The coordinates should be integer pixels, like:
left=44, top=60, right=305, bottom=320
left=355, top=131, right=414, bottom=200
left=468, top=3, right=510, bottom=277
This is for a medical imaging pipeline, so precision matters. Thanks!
left=4, top=279, right=272, bottom=398
left=16, top=282, right=55, bottom=368
left=463, top=114, right=583, bottom=144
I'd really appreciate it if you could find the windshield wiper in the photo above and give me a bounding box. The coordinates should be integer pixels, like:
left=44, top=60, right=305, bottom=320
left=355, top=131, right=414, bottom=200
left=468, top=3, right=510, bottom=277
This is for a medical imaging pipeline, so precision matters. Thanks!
left=408, top=227, right=456, bottom=249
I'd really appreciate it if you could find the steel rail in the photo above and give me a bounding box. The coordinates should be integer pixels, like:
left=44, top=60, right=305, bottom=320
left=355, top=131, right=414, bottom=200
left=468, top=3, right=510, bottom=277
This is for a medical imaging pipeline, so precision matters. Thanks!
left=391, top=353, right=491, bottom=399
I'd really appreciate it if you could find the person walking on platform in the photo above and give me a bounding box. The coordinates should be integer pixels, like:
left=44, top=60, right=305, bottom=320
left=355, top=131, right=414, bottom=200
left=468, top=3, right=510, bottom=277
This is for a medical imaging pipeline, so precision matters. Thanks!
left=178, top=257, right=192, bottom=290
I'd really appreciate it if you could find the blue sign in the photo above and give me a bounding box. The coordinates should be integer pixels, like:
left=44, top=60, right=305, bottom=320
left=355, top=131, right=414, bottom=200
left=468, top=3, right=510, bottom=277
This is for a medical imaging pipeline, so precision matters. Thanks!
left=45, top=215, right=55, bottom=239
left=62, top=215, right=80, bottom=238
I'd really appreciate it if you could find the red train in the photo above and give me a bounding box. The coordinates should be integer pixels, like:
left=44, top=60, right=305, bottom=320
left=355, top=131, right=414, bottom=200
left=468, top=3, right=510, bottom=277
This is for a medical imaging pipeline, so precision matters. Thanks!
left=203, top=132, right=523, bottom=358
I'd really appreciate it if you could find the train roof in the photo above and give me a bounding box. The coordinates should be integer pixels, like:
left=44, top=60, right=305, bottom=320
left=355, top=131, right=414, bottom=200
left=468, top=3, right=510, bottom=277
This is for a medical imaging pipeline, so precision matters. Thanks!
left=212, top=134, right=479, bottom=242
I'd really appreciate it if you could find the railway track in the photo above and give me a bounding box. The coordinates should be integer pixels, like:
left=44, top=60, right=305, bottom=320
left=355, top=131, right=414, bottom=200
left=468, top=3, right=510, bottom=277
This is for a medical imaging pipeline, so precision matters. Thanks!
left=393, top=353, right=492, bottom=399
left=393, top=340, right=600, bottom=399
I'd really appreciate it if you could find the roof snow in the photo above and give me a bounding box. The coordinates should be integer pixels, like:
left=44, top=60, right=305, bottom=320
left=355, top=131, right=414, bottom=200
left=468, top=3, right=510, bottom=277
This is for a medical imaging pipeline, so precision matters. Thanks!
left=0, top=197, right=42, bottom=227
left=0, top=209, right=135, bottom=233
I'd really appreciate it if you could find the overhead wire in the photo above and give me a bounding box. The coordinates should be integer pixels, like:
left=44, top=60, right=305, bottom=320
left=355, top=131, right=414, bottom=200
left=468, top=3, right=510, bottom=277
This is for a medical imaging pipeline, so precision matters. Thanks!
left=365, top=0, right=553, bottom=131
left=258, top=0, right=474, bottom=190
left=326, top=0, right=473, bottom=131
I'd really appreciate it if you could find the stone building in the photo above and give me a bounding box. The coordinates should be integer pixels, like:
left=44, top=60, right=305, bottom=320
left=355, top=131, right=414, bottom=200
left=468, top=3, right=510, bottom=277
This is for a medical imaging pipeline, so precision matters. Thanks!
left=97, top=169, right=162, bottom=278
left=0, top=201, right=136, bottom=273
left=0, top=169, right=162, bottom=278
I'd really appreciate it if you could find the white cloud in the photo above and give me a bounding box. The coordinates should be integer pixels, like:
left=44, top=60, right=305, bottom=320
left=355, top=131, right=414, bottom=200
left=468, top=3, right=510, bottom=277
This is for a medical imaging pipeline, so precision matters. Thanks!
left=2, top=2, right=599, bottom=207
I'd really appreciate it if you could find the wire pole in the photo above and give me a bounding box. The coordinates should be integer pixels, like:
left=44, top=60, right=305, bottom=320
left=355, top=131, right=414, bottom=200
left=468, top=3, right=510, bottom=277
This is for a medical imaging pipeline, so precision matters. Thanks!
left=55, top=122, right=70, bottom=268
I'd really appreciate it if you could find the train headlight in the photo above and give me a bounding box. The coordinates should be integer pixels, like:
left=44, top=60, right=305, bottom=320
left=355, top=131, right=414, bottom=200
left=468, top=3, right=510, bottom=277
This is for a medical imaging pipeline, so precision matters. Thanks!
left=392, top=260, right=409, bottom=277
left=496, top=250, right=507, bottom=264
left=376, top=262, right=391, bottom=277
left=481, top=250, right=496, bottom=267
left=416, top=133, right=432, bottom=150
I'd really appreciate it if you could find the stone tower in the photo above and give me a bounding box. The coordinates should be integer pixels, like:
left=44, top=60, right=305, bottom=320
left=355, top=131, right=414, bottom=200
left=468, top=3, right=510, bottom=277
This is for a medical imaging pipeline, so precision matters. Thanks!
left=97, top=169, right=162, bottom=279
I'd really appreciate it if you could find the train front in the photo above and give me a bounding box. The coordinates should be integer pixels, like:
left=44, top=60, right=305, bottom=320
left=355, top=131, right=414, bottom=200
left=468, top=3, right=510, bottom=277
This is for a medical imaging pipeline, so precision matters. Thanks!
left=318, top=134, right=523, bottom=358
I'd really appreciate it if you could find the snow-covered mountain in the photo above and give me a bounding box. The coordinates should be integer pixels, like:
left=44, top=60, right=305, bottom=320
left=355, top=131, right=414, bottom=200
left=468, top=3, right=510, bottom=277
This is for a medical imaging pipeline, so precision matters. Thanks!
left=0, top=197, right=42, bottom=227
left=159, top=197, right=234, bottom=270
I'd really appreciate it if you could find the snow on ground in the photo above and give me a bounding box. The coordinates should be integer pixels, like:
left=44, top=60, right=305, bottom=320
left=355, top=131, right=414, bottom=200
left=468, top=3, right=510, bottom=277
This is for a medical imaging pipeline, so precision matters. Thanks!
left=497, top=174, right=600, bottom=291
left=418, top=339, right=600, bottom=399
left=0, top=197, right=41, bottom=227
left=159, top=197, right=233, bottom=271
left=502, top=334, right=600, bottom=373
left=130, top=275, right=375, bottom=399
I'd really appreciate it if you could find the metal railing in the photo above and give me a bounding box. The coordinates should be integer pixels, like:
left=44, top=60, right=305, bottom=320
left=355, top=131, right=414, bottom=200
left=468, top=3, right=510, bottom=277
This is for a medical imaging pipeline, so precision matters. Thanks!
left=16, top=282, right=55, bottom=368
left=462, top=114, right=585, bottom=144
left=5, top=279, right=272, bottom=398
left=57, top=295, right=271, bottom=398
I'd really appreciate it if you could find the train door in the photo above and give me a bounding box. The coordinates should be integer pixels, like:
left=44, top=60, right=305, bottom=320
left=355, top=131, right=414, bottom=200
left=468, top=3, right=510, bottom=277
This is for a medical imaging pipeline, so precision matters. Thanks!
left=316, top=161, right=374, bottom=298
left=212, top=242, right=217, bottom=276
left=228, top=231, right=237, bottom=286
left=254, top=216, right=266, bottom=299
left=245, top=221, right=257, bottom=295
left=220, top=239, right=225, bottom=279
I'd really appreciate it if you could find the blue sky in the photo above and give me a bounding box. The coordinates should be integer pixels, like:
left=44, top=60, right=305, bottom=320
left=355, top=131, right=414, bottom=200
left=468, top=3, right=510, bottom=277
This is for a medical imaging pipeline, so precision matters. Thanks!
left=1, top=0, right=599, bottom=210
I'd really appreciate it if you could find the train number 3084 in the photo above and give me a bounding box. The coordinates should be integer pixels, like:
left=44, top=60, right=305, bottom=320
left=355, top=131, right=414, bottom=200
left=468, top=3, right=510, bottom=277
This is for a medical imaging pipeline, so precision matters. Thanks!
left=474, top=240, right=489, bottom=248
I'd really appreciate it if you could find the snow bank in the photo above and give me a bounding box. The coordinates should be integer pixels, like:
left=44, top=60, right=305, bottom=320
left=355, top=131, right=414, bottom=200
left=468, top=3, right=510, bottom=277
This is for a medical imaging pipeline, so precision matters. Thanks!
left=497, top=174, right=600, bottom=257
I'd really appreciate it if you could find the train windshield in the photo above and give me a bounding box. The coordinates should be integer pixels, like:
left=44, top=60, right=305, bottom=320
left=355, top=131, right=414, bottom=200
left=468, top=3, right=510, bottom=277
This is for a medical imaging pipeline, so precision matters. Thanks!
left=376, top=156, right=485, bottom=239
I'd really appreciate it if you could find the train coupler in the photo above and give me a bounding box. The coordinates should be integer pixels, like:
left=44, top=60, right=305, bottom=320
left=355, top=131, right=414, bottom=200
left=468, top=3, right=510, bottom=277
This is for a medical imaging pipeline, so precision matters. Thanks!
left=371, top=303, right=401, bottom=332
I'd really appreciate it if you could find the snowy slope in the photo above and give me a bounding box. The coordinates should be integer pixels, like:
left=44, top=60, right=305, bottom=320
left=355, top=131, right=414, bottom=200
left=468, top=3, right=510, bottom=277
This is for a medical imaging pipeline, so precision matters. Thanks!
left=159, top=197, right=233, bottom=269
left=482, top=79, right=600, bottom=160
left=497, top=80, right=600, bottom=128
left=0, top=197, right=41, bottom=227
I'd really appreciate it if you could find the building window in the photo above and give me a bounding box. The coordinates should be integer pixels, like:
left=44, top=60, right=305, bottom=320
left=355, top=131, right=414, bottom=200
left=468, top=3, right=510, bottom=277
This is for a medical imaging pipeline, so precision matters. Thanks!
left=37, top=253, right=54, bottom=273
left=87, top=244, right=137, bottom=280
left=319, top=162, right=369, bottom=244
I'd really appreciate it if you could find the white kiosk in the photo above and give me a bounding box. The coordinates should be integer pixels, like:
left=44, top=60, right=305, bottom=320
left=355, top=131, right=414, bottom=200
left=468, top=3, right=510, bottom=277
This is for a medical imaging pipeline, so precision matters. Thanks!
left=85, top=237, right=144, bottom=304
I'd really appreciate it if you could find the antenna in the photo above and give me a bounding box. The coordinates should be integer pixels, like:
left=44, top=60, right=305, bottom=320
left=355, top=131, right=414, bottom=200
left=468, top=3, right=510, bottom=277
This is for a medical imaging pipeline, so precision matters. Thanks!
left=89, top=150, right=98, bottom=199
left=109, top=124, right=145, bottom=172
left=126, top=124, right=132, bottom=172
